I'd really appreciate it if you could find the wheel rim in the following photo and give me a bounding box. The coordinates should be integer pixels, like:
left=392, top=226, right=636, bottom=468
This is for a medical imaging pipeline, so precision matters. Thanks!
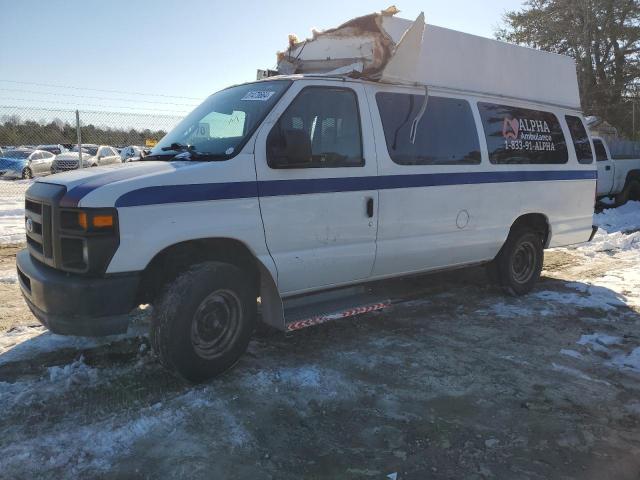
left=22, top=168, right=32, bottom=179
left=190, top=289, right=243, bottom=360
left=510, top=240, right=537, bottom=284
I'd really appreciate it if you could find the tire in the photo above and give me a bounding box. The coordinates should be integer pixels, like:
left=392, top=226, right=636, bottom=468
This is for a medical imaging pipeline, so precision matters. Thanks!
left=628, top=180, right=640, bottom=202
left=615, top=179, right=640, bottom=206
left=485, top=261, right=500, bottom=284
left=21, top=167, right=33, bottom=179
left=150, top=261, right=257, bottom=382
left=493, top=228, right=544, bottom=296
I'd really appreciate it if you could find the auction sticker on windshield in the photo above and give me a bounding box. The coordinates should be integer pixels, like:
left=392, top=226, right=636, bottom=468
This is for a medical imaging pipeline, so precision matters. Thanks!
left=241, top=91, right=276, bottom=101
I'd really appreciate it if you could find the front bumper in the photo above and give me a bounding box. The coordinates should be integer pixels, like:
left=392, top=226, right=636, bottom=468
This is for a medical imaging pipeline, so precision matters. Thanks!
left=16, top=249, right=140, bottom=336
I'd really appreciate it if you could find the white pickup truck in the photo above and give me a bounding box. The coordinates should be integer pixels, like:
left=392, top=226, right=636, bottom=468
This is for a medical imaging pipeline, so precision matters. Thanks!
left=594, top=137, right=640, bottom=204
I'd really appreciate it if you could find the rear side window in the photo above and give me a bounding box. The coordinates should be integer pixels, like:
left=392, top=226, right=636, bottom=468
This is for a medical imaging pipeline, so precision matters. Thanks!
left=593, top=139, right=608, bottom=161
left=376, top=93, right=481, bottom=165
left=478, top=103, right=568, bottom=164
left=565, top=116, right=593, bottom=164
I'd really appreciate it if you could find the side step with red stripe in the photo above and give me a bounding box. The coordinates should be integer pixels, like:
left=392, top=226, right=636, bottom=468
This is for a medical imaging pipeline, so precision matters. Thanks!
left=282, top=287, right=392, bottom=332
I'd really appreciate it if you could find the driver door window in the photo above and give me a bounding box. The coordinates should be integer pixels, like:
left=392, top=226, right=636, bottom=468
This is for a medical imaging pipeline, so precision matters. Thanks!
left=267, top=87, right=364, bottom=169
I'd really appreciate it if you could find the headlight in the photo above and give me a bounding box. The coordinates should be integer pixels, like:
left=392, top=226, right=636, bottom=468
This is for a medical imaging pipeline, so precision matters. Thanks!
left=61, top=208, right=116, bottom=233
left=58, top=207, right=119, bottom=274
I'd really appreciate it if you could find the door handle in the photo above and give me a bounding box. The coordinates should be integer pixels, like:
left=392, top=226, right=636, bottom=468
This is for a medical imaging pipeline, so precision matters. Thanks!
left=605, top=166, right=611, bottom=171
left=366, top=197, right=374, bottom=218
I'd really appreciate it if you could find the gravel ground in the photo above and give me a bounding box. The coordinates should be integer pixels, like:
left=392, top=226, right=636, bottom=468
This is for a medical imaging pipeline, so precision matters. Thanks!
left=0, top=203, right=639, bottom=480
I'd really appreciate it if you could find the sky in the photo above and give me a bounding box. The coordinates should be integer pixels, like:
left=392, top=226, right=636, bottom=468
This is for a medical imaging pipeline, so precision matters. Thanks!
left=0, top=0, right=525, bottom=118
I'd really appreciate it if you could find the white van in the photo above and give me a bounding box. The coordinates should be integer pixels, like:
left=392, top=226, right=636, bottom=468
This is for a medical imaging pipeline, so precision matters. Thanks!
left=16, top=11, right=596, bottom=381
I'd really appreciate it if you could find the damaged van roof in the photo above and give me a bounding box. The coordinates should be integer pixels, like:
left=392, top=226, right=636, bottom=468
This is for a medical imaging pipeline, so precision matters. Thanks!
left=274, top=7, right=581, bottom=109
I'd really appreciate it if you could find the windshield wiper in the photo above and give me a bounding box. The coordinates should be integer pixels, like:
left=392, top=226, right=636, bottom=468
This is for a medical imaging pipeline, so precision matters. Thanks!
left=179, top=151, right=231, bottom=161
left=161, top=142, right=194, bottom=153
left=143, top=150, right=231, bottom=162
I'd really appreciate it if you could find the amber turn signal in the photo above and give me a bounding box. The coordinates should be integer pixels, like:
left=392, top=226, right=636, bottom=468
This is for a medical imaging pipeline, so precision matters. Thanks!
left=92, top=215, right=114, bottom=229
left=78, top=212, right=88, bottom=230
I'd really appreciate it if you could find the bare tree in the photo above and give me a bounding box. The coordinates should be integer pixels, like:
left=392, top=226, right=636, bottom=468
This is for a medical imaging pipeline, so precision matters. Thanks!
left=497, top=0, right=640, bottom=137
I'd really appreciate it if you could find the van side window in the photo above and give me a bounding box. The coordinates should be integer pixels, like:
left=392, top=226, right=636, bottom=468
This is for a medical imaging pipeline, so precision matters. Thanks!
left=478, top=103, right=568, bottom=164
left=267, top=87, right=363, bottom=169
left=565, top=116, right=593, bottom=164
left=376, top=93, right=481, bottom=165
left=593, top=139, right=608, bottom=161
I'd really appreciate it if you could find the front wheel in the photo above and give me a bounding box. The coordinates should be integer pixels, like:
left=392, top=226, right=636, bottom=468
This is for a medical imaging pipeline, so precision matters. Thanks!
left=21, top=167, right=33, bottom=179
left=150, top=261, right=257, bottom=382
left=492, top=228, right=544, bottom=296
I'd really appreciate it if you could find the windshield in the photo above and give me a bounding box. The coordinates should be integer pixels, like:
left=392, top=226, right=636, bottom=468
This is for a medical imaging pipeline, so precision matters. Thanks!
left=150, top=80, right=291, bottom=160
left=3, top=150, right=31, bottom=159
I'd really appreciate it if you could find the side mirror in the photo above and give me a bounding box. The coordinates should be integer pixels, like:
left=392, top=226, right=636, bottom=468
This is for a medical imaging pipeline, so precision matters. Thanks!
left=268, top=129, right=312, bottom=168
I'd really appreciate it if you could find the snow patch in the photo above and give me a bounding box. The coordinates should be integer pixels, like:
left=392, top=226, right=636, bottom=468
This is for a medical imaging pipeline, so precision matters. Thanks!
left=560, top=349, right=583, bottom=360
left=478, top=302, right=536, bottom=318
left=0, top=270, right=17, bottom=284
left=0, top=324, right=147, bottom=366
left=48, top=356, right=99, bottom=388
left=0, top=403, right=186, bottom=475
left=533, top=289, right=625, bottom=311
left=551, top=363, right=610, bottom=385
left=0, top=185, right=30, bottom=245
left=595, top=201, right=640, bottom=234
left=577, top=333, right=623, bottom=352
left=608, top=347, right=640, bottom=372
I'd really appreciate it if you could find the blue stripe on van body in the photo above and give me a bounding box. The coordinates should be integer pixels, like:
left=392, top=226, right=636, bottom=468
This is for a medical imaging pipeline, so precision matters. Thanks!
left=60, top=167, right=162, bottom=207
left=112, top=169, right=596, bottom=208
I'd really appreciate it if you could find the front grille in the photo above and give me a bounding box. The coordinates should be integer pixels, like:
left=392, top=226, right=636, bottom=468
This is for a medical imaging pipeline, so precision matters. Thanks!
left=54, top=160, right=78, bottom=171
left=25, top=199, right=42, bottom=215
left=24, top=197, right=54, bottom=265
left=24, top=183, right=70, bottom=270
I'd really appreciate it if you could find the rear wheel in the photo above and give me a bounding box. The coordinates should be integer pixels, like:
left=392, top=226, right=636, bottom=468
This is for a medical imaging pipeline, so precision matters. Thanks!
left=615, top=179, right=640, bottom=206
left=492, top=228, right=544, bottom=296
left=150, top=261, right=257, bottom=382
left=21, top=167, right=33, bottom=179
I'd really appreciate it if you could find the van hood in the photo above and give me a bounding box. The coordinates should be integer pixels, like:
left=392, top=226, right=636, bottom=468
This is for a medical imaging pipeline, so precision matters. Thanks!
left=40, top=161, right=191, bottom=207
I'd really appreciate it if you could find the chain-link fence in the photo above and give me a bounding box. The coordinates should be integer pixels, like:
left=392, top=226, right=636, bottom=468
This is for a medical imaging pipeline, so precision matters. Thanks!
left=0, top=105, right=182, bottom=193
left=0, top=106, right=183, bottom=244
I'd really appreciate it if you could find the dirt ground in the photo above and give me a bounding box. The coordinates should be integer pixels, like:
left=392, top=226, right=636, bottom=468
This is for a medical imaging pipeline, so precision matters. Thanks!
left=1, top=232, right=640, bottom=480
left=0, top=245, right=35, bottom=331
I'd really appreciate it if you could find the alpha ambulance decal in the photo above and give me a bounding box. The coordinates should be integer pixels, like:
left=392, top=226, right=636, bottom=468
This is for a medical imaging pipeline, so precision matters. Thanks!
left=502, top=116, right=556, bottom=152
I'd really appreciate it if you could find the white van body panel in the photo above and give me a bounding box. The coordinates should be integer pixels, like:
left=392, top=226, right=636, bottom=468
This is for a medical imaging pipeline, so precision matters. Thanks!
left=364, top=82, right=595, bottom=275
left=253, top=80, right=379, bottom=294
left=49, top=155, right=278, bottom=281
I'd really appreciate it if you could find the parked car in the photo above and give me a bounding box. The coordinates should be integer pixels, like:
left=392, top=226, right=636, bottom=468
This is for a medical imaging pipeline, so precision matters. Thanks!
left=593, top=137, right=640, bottom=205
left=36, top=144, right=68, bottom=155
left=17, top=10, right=597, bottom=383
left=120, top=145, right=146, bottom=162
left=51, top=144, right=121, bottom=173
left=0, top=148, right=55, bottom=179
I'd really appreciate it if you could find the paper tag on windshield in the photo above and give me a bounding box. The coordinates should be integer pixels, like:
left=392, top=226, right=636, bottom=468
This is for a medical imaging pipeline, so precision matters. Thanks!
left=241, top=91, right=276, bottom=101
